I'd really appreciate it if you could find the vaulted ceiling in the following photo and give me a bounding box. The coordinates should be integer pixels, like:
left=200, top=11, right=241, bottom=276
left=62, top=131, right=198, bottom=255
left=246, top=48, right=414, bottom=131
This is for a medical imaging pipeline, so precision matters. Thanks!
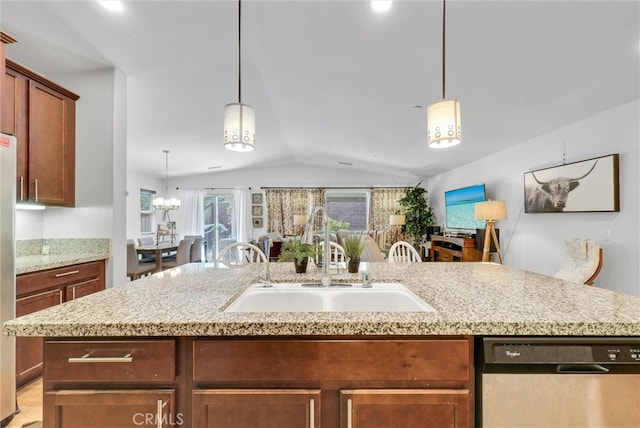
left=2, top=1, right=638, bottom=180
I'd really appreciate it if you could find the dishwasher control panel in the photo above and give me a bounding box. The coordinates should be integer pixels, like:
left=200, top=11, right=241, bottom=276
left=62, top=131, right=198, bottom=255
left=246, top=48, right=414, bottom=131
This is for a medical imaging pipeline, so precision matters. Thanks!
left=484, top=338, right=640, bottom=364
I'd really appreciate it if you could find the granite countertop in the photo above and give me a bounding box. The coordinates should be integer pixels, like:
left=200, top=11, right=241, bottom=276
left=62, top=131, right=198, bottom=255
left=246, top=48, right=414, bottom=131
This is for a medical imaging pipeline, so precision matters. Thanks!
left=16, top=238, right=111, bottom=274
left=3, top=262, right=640, bottom=337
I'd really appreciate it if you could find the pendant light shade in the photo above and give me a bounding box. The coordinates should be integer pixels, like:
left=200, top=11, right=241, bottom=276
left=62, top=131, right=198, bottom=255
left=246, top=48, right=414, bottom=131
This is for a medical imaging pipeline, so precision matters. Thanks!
left=427, top=99, right=461, bottom=148
left=225, top=0, right=255, bottom=152
left=427, top=0, right=461, bottom=148
left=224, top=102, right=255, bottom=152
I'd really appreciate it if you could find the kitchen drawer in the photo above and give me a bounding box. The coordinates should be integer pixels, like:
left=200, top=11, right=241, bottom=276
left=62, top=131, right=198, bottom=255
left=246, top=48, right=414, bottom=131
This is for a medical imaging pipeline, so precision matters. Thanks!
left=18, top=261, right=102, bottom=297
left=193, top=338, right=471, bottom=384
left=45, top=340, right=175, bottom=383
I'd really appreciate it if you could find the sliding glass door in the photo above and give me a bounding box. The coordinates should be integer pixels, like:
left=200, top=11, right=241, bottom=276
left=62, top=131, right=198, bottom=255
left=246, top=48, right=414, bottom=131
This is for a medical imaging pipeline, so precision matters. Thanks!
left=203, top=194, right=236, bottom=262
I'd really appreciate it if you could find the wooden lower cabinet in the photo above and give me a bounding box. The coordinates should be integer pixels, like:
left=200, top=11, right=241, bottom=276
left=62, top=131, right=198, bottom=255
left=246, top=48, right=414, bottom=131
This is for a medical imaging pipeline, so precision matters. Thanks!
left=16, top=288, right=63, bottom=387
left=341, top=389, right=470, bottom=428
left=17, top=260, right=105, bottom=388
left=44, top=389, right=176, bottom=428
left=43, top=336, right=473, bottom=427
left=192, top=389, right=321, bottom=428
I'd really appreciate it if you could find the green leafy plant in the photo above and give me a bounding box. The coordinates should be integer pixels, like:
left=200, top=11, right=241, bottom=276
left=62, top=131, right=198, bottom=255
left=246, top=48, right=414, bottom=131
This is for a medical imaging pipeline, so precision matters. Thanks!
left=329, top=218, right=350, bottom=232
left=343, top=234, right=365, bottom=260
left=278, top=239, right=317, bottom=266
left=398, top=182, right=436, bottom=249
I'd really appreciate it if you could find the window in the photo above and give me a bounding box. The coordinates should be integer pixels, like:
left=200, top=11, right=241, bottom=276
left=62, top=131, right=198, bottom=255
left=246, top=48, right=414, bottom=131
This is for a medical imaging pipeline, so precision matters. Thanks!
left=140, top=189, right=156, bottom=234
left=325, top=190, right=369, bottom=231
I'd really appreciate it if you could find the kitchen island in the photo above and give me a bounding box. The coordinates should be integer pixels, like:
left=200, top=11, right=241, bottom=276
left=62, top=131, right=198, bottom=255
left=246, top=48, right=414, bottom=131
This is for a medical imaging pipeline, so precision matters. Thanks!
left=3, top=262, right=640, bottom=427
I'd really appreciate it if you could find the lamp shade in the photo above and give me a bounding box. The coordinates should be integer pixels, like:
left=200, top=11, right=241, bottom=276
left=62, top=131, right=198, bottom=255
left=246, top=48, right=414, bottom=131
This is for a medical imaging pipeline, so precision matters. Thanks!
left=389, top=214, right=406, bottom=226
left=427, top=99, right=461, bottom=148
left=224, top=103, right=255, bottom=152
left=474, top=200, right=507, bottom=221
left=293, top=215, right=308, bottom=226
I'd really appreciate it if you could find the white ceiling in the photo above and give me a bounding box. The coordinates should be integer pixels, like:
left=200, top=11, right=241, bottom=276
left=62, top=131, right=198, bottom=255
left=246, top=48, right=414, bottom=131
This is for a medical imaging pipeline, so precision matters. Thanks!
left=2, top=1, right=639, bottom=180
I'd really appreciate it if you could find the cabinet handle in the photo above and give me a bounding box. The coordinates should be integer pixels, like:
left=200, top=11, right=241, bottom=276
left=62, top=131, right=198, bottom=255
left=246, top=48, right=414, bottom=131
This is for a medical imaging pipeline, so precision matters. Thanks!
left=55, top=270, right=80, bottom=277
left=347, top=398, right=352, bottom=428
left=34, top=178, right=38, bottom=202
left=59, top=290, right=63, bottom=304
left=71, top=286, right=76, bottom=300
left=68, top=353, right=133, bottom=363
left=157, top=399, right=163, bottom=428
left=309, top=398, right=315, bottom=428
left=19, top=176, right=24, bottom=201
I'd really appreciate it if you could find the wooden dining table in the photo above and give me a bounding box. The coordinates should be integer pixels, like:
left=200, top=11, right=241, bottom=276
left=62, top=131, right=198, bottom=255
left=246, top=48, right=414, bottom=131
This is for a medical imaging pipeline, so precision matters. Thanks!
left=136, top=242, right=179, bottom=273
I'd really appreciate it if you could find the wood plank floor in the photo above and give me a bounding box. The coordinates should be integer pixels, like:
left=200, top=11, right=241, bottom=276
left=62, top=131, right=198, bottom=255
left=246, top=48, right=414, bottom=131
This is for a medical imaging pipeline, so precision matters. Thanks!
left=6, top=378, right=42, bottom=428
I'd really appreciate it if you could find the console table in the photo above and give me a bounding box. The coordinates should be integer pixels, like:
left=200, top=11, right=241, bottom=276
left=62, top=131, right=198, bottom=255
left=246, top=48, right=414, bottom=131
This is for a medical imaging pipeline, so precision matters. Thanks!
left=430, top=235, right=481, bottom=262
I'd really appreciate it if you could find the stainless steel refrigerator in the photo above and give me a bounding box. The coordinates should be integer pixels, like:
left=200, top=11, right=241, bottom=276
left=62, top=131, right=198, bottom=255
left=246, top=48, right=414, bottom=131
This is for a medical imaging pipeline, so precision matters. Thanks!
left=0, top=133, right=16, bottom=426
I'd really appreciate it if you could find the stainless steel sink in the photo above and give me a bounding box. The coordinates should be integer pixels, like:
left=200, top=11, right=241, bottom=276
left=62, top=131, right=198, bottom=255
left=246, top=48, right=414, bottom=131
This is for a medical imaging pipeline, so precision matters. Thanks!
left=224, top=283, right=436, bottom=313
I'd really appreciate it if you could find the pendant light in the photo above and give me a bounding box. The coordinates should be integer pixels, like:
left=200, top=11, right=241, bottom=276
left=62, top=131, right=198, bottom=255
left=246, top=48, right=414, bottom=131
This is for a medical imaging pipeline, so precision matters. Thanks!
left=427, top=0, right=461, bottom=148
left=224, top=0, right=256, bottom=152
left=152, top=150, right=181, bottom=212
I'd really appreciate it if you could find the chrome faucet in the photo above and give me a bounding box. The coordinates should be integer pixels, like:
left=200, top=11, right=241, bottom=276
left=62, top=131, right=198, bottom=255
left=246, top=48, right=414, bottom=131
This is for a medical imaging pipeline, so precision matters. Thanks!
left=301, top=206, right=334, bottom=287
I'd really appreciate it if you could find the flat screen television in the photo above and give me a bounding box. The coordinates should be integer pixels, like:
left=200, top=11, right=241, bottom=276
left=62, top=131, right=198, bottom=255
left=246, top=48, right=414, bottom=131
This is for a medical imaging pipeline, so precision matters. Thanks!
left=444, top=184, right=486, bottom=230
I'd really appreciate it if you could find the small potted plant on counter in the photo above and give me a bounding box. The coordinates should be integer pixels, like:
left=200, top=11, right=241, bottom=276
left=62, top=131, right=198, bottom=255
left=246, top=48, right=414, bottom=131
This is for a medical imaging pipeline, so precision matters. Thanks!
left=278, top=239, right=317, bottom=273
left=343, top=234, right=365, bottom=274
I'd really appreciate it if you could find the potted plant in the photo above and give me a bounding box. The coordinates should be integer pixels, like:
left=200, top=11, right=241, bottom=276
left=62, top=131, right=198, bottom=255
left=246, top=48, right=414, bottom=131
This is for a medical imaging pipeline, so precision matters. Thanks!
left=278, top=239, right=317, bottom=273
left=398, top=183, right=436, bottom=253
left=343, top=234, right=365, bottom=273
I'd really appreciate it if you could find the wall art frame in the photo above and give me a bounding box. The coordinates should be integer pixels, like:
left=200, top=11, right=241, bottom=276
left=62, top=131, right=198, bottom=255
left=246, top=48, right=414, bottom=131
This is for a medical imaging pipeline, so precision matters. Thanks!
left=252, top=205, right=263, bottom=217
left=524, top=153, right=619, bottom=213
left=251, top=193, right=263, bottom=204
left=253, top=217, right=263, bottom=228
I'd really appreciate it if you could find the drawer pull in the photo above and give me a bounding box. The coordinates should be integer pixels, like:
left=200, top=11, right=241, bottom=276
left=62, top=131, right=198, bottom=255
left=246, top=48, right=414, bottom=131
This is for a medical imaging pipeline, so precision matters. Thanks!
left=19, top=176, right=24, bottom=201
left=34, top=178, right=38, bottom=202
left=68, top=353, right=133, bottom=363
left=55, top=270, right=80, bottom=277
left=309, top=398, right=314, bottom=428
left=347, top=398, right=352, bottom=428
left=157, top=399, right=163, bottom=428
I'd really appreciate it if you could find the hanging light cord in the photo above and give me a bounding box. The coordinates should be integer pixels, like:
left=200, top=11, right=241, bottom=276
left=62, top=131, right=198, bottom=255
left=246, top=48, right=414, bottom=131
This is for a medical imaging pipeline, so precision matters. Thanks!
left=441, top=0, right=447, bottom=100
left=164, top=150, right=169, bottom=197
left=237, top=0, right=242, bottom=104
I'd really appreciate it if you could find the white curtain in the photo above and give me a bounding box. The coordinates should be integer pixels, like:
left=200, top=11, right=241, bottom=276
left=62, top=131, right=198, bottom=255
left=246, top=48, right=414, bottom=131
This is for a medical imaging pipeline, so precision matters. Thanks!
left=234, top=189, right=252, bottom=243
left=179, top=189, right=205, bottom=237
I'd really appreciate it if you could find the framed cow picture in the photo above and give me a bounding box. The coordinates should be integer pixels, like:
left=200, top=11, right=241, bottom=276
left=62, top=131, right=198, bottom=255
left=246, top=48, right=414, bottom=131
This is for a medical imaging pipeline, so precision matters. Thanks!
left=524, top=153, right=619, bottom=213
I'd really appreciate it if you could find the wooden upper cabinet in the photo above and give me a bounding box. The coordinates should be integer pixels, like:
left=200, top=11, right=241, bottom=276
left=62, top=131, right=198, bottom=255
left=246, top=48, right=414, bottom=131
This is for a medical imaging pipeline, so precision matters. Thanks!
left=2, top=59, right=78, bottom=206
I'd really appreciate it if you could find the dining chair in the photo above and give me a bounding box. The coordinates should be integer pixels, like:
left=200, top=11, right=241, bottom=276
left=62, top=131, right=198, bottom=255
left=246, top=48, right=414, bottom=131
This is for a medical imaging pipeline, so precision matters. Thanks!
left=360, top=237, right=386, bottom=262
left=388, top=241, right=422, bottom=263
left=318, top=241, right=346, bottom=264
left=163, top=239, right=193, bottom=269
left=217, top=242, right=267, bottom=268
left=189, top=237, right=205, bottom=263
left=126, top=242, right=157, bottom=280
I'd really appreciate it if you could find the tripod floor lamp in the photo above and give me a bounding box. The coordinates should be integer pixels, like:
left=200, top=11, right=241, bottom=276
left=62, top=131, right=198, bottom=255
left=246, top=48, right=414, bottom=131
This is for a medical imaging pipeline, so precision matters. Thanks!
left=474, top=200, right=507, bottom=263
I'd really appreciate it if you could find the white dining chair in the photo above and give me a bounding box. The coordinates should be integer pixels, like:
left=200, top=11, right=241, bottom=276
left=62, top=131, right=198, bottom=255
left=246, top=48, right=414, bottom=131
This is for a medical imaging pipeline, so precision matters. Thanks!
left=388, top=241, right=422, bottom=263
left=217, top=242, right=267, bottom=268
left=319, top=241, right=346, bottom=264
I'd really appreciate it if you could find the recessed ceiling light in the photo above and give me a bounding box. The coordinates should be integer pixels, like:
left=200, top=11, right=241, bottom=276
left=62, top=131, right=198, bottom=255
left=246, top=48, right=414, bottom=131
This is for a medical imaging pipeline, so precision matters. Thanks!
left=98, top=1, right=124, bottom=12
left=371, top=1, right=392, bottom=13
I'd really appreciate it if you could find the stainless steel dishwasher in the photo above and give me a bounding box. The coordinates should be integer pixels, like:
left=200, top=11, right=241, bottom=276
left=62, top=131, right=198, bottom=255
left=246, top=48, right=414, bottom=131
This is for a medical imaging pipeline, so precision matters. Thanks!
left=477, top=337, right=640, bottom=428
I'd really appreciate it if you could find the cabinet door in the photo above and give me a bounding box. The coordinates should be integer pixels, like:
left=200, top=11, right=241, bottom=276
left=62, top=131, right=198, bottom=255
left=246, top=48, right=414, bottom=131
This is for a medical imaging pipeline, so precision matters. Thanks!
left=44, top=389, right=176, bottom=428
left=2, top=67, right=29, bottom=200
left=16, top=287, right=63, bottom=387
left=192, top=389, right=321, bottom=428
left=65, top=278, right=104, bottom=301
left=341, top=389, right=471, bottom=428
left=28, top=79, right=75, bottom=206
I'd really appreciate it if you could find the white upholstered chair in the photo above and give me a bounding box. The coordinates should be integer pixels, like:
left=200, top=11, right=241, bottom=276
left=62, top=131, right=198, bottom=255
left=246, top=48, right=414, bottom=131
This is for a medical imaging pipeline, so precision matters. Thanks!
left=387, top=241, right=422, bottom=263
left=360, top=237, right=386, bottom=262
left=217, top=242, right=267, bottom=268
left=553, top=239, right=603, bottom=285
